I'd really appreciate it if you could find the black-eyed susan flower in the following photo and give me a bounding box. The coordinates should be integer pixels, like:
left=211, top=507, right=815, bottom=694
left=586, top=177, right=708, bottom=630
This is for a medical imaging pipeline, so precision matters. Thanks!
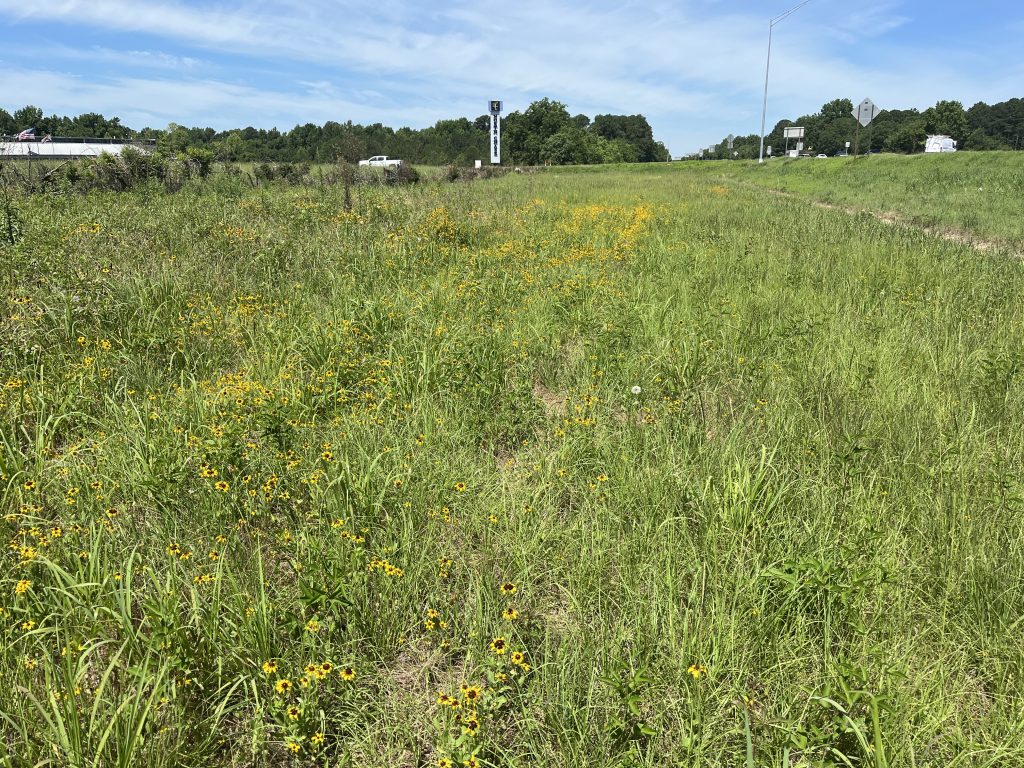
left=287, top=705, right=301, bottom=721
left=454, top=482, right=466, bottom=492
left=502, top=605, right=518, bottom=621
left=687, top=663, right=707, bottom=680
left=489, top=637, right=508, bottom=655
left=499, top=582, right=517, bottom=596
left=339, top=666, right=356, bottom=681
left=262, top=660, right=278, bottom=674
left=511, top=651, right=526, bottom=667
left=461, top=684, right=482, bottom=704
left=214, top=480, right=230, bottom=492
left=14, top=579, right=31, bottom=595
left=275, top=678, right=293, bottom=694
left=436, top=757, right=453, bottom=768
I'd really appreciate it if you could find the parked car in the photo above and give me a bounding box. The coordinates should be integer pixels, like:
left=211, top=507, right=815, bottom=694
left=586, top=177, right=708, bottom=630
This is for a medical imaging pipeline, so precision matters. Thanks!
left=358, top=156, right=402, bottom=167
left=834, top=150, right=849, bottom=157
left=816, top=153, right=828, bottom=158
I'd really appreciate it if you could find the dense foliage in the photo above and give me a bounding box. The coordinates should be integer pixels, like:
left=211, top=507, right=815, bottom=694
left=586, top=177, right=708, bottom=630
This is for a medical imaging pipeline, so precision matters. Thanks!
left=0, top=100, right=669, bottom=166
left=700, top=97, right=1024, bottom=159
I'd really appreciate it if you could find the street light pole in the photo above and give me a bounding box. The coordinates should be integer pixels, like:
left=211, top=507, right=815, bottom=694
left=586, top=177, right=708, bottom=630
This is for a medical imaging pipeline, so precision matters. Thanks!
left=758, top=0, right=816, bottom=164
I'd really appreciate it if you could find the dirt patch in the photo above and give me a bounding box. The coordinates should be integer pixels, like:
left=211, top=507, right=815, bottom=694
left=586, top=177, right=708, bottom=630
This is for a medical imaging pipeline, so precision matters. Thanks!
left=532, top=380, right=566, bottom=418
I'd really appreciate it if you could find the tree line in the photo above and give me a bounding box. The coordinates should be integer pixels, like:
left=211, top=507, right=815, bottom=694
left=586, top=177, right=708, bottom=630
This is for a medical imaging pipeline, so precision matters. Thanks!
left=1, top=99, right=668, bottom=166
left=701, top=97, right=1024, bottom=159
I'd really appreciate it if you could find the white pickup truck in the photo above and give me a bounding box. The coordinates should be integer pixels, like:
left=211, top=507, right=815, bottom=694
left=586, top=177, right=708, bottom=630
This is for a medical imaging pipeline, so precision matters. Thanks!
left=358, top=155, right=402, bottom=167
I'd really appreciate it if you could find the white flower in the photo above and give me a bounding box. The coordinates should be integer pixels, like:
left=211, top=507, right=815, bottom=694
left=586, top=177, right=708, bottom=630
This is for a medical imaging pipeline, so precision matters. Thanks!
left=630, top=385, right=642, bottom=396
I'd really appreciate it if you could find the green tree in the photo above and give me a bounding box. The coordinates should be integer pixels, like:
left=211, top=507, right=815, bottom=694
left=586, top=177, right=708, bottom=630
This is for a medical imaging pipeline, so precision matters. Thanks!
left=924, top=100, right=968, bottom=144
left=820, top=98, right=854, bottom=122
left=504, top=98, right=571, bottom=164
left=13, top=105, right=43, bottom=129
left=0, top=108, right=15, bottom=135
left=540, top=125, right=600, bottom=165
left=883, top=120, right=926, bottom=153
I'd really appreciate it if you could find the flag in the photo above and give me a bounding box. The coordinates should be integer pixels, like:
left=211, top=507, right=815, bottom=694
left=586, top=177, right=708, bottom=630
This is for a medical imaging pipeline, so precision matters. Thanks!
left=17, top=128, right=35, bottom=141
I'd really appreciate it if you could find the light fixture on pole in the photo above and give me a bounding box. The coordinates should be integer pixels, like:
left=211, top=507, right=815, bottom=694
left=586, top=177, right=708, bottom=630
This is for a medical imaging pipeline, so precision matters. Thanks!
left=758, top=0, right=815, bottom=164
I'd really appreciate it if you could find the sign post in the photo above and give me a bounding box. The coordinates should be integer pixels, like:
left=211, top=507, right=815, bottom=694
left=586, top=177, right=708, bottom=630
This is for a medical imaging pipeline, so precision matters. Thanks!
left=489, top=100, right=502, bottom=165
left=783, top=126, right=805, bottom=157
left=852, top=98, right=879, bottom=157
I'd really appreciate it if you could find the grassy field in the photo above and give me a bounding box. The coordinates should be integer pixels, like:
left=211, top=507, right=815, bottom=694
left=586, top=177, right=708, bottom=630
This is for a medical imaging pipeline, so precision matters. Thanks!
left=676, top=152, right=1024, bottom=251
left=1, top=160, right=1023, bottom=768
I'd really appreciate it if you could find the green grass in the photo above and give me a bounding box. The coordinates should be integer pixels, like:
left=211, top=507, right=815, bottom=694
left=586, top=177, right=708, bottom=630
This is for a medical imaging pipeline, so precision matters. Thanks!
left=1, top=163, right=1023, bottom=767
left=678, top=151, right=1024, bottom=250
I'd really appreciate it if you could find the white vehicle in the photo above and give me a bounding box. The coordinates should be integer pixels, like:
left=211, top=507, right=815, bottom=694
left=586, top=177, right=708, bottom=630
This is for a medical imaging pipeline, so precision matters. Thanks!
left=924, top=135, right=957, bottom=153
left=359, top=155, right=402, bottom=167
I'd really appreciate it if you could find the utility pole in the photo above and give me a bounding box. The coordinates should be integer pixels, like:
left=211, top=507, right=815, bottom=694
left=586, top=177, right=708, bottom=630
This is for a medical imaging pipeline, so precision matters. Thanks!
left=758, top=0, right=816, bottom=164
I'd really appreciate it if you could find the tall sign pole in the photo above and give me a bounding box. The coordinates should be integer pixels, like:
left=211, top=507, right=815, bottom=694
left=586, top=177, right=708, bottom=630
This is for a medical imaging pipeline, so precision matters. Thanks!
left=489, top=100, right=502, bottom=165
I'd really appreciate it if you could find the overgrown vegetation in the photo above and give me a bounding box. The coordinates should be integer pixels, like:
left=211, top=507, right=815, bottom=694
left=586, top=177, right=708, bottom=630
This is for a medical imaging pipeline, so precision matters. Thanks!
left=1, top=160, right=1022, bottom=767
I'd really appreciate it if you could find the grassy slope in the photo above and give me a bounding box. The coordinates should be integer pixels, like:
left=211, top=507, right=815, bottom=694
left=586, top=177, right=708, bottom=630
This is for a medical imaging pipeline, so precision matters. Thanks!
left=671, top=151, right=1024, bottom=250
left=1, top=165, right=1023, bottom=767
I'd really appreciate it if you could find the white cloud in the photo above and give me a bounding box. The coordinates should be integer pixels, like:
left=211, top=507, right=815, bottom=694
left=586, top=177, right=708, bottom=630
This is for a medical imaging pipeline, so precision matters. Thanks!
left=0, top=0, right=1019, bottom=151
left=0, top=67, right=444, bottom=130
left=4, top=41, right=203, bottom=71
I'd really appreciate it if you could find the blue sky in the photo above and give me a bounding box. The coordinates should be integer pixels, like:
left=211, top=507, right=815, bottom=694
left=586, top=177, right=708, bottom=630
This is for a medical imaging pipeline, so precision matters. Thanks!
left=1, top=0, right=1021, bottom=154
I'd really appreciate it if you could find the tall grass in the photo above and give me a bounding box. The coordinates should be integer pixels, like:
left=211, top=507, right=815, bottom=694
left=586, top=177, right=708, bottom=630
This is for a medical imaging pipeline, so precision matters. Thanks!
left=1, top=164, right=1022, bottom=767
left=679, top=151, right=1024, bottom=249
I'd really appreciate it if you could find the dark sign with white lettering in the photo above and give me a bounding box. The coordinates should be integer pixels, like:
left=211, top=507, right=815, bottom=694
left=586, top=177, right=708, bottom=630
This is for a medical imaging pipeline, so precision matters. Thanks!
left=491, top=114, right=501, bottom=164
left=490, top=100, right=502, bottom=163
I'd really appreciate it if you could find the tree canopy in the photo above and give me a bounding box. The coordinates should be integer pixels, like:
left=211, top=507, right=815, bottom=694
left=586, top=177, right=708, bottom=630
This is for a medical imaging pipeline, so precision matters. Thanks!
left=1, top=99, right=670, bottom=166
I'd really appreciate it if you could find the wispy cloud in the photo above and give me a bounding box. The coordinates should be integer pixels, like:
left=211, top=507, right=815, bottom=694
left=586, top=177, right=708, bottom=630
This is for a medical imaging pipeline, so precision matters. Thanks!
left=0, top=67, right=444, bottom=129
left=3, top=41, right=203, bottom=71
left=0, top=0, right=1018, bottom=152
